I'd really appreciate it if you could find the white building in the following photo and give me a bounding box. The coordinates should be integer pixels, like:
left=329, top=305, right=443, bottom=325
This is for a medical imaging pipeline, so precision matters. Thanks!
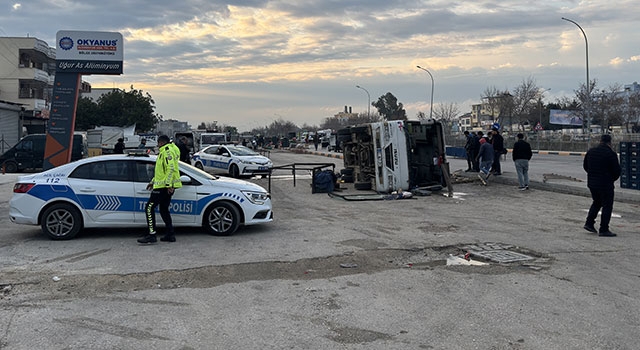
left=0, top=36, right=55, bottom=119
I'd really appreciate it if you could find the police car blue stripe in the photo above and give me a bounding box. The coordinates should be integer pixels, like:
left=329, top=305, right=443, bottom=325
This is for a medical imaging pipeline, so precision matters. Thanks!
left=28, top=184, right=77, bottom=202
left=95, top=195, right=122, bottom=211
left=28, top=185, right=243, bottom=216
left=77, top=194, right=136, bottom=212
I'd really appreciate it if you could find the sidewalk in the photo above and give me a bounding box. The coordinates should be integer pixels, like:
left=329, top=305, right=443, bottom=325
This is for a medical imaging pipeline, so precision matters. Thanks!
left=446, top=156, right=640, bottom=204
left=296, top=147, right=640, bottom=204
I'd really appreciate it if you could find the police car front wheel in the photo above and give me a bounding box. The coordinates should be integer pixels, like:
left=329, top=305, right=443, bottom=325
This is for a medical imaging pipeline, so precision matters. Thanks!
left=41, top=203, right=83, bottom=240
left=203, top=201, right=240, bottom=236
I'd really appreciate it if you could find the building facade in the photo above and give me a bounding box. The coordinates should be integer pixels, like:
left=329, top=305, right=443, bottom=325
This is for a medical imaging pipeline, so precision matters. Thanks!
left=0, top=100, right=23, bottom=151
left=0, top=37, right=56, bottom=118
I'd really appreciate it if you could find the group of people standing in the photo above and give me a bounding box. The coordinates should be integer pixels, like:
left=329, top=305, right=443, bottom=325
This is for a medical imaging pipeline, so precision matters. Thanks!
left=464, top=128, right=622, bottom=237
left=463, top=126, right=532, bottom=189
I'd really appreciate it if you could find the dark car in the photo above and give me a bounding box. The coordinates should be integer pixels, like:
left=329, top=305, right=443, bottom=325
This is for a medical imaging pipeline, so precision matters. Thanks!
left=0, top=134, right=87, bottom=173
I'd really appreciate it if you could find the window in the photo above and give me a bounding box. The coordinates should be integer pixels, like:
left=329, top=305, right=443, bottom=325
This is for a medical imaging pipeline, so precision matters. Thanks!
left=135, top=161, right=155, bottom=183
left=70, top=161, right=131, bottom=182
left=16, top=140, right=33, bottom=151
left=204, top=146, right=219, bottom=155
left=384, top=144, right=395, bottom=171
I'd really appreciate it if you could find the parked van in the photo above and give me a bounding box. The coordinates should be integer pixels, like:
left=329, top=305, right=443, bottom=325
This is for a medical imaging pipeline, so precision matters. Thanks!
left=0, top=134, right=87, bottom=173
left=200, top=132, right=227, bottom=149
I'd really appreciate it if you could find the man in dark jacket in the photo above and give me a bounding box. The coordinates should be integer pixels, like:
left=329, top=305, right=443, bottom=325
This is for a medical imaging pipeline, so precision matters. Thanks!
left=177, top=136, right=191, bottom=164
left=490, top=127, right=505, bottom=175
left=512, top=133, right=533, bottom=190
left=583, top=134, right=621, bottom=237
left=114, top=138, right=125, bottom=154
left=463, top=131, right=480, bottom=172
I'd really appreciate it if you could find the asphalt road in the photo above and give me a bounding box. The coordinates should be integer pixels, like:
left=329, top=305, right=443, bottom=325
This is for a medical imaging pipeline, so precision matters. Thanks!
left=1, top=150, right=639, bottom=350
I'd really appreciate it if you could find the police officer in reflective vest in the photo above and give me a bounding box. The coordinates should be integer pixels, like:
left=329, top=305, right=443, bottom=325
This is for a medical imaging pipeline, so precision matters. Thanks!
left=138, top=135, right=183, bottom=244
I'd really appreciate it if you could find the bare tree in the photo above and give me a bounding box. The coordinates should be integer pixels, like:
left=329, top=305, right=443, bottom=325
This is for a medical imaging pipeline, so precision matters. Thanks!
left=572, top=79, right=599, bottom=131
left=593, top=84, right=626, bottom=130
left=265, top=118, right=298, bottom=137
left=197, top=121, right=220, bottom=131
left=433, top=102, right=460, bottom=135
left=481, top=86, right=501, bottom=119
left=512, top=77, right=541, bottom=131
left=481, top=87, right=513, bottom=130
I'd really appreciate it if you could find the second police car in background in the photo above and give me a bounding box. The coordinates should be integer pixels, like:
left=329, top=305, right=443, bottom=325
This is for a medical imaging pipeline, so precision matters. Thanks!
left=9, top=152, right=273, bottom=240
left=191, top=144, right=273, bottom=178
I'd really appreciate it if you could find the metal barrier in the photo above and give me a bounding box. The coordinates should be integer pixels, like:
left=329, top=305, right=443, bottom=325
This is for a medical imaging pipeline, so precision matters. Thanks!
left=267, top=162, right=335, bottom=193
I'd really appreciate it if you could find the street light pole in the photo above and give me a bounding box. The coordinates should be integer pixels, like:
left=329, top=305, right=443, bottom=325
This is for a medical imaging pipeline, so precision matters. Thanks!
left=562, top=17, right=591, bottom=148
left=355, top=85, right=370, bottom=117
left=416, top=66, right=434, bottom=119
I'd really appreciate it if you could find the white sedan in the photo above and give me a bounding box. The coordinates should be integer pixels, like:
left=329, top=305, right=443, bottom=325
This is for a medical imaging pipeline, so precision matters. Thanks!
left=9, top=153, right=273, bottom=240
left=192, top=145, right=272, bottom=178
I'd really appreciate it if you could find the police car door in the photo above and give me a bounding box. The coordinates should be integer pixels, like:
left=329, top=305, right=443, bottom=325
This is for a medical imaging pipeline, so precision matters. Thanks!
left=133, top=160, right=197, bottom=224
left=203, top=145, right=228, bottom=174
left=67, top=159, right=136, bottom=223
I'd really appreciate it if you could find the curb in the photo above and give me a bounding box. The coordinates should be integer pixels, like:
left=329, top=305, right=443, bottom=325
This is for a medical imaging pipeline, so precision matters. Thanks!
left=455, top=172, right=640, bottom=204
left=534, top=150, right=586, bottom=156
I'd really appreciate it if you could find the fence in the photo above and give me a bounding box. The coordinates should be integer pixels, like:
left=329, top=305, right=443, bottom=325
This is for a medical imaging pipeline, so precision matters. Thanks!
left=447, top=133, right=640, bottom=153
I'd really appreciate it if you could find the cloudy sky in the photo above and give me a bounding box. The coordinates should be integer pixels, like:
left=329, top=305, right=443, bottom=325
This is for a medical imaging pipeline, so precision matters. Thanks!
left=2, top=0, right=639, bottom=131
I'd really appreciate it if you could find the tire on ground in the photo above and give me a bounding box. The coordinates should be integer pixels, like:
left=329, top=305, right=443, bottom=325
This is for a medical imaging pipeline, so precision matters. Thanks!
left=229, top=164, right=240, bottom=178
left=203, top=201, right=241, bottom=236
left=40, top=203, right=83, bottom=240
left=340, top=168, right=354, bottom=175
left=3, top=161, right=18, bottom=173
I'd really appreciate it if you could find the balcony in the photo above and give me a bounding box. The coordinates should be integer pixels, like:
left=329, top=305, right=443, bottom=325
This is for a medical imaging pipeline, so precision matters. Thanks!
left=18, top=67, right=52, bottom=84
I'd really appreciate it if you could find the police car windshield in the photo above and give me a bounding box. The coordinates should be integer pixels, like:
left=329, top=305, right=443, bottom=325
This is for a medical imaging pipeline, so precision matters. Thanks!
left=228, top=145, right=258, bottom=156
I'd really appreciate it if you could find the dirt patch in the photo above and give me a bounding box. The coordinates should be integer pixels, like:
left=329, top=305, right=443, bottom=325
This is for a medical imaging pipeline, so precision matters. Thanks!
left=1, top=244, right=551, bottom=305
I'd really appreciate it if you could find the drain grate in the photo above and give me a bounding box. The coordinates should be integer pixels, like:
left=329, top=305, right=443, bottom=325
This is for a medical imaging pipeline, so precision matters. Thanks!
left=469, top=250, right=534, bottom=263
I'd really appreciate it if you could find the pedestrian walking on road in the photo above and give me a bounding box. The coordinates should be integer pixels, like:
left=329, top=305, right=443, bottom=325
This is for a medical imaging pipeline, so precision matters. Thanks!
left=313, top=133, right=319, bottom=151
left=476, top=137, right=494, bottom=185
left=583, top=134, right=621, bottom=237
left=512, top=133, right=532, bottom=190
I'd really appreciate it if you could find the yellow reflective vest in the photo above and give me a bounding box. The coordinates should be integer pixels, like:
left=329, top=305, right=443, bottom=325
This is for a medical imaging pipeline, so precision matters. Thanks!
left=152, top=142, right=183, bottom=189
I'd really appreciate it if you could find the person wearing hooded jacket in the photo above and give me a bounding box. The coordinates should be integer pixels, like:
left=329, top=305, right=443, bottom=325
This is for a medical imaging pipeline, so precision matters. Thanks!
left=583, top=134, right=621, bottom=237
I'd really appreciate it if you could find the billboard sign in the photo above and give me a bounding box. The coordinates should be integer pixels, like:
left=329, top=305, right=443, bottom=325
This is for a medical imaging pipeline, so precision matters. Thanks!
left=55, top=30, right=123, bottom=74
left=45, top=30, right=123, bottom=170
left=549, top=109, right=583, bottom=126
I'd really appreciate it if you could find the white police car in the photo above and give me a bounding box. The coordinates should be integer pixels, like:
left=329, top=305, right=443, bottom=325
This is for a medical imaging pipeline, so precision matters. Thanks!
left=9, top=153, right=272, bottom=240
left=192, top=144, right=272, bottom=178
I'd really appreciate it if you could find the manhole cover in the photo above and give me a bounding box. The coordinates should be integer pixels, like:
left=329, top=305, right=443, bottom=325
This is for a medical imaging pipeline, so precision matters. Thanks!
left=469, top=250, right=534, bottom=263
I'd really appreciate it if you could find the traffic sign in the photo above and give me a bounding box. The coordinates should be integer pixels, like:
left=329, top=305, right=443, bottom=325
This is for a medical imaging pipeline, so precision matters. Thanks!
left=534, top=122, right=544, bottom=131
